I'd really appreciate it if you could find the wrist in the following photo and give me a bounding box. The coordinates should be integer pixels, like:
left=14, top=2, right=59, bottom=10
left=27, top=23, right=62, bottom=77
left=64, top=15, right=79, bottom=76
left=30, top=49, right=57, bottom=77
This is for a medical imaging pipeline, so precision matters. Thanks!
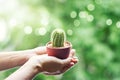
left=6, top=57, right=43, bottom=80
left=27, top=56, right=43, bottom=73
left=25, top=49, right=37, bottom=59
left=17, top=49, right=37, bottom=66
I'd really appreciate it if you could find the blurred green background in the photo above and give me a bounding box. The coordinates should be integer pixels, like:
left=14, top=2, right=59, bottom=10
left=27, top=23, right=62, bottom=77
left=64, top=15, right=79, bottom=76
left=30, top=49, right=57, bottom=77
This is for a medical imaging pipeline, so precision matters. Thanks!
left=0, top=0, right=120, bottom=80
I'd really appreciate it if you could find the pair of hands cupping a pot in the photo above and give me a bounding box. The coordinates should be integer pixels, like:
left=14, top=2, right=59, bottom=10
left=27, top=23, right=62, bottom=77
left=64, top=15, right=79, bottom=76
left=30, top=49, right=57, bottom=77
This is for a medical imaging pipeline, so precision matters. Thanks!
left=5, top=47, right=78, bottom=80
left=5, top=29, right=78, bottom=80
left=35, top=29, right=78, bottom=75
left=34, top=47, right=78, bottom=75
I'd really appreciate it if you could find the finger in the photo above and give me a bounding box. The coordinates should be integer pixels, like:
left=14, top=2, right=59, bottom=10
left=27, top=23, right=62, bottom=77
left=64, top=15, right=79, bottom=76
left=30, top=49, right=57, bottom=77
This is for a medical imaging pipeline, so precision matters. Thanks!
left=61, top=63, right=73, bottom=73
left=62, top=67, right=70, bottom=73
left=62, top=56, right=78, bottom=67
left=71, top=57, right=79, bottom=64
left=69, top=49, right=76, bottom=58
left=61, top=57, right=79, bottom=72
left=34, top=46, right=46, bottom=55
left=62, top=58, right=72, bottom=66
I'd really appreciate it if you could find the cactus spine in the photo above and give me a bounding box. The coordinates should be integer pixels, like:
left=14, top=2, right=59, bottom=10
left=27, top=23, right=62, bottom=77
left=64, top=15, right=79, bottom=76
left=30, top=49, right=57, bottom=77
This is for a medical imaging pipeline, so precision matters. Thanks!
left=51, top=29, right=66, bottom=47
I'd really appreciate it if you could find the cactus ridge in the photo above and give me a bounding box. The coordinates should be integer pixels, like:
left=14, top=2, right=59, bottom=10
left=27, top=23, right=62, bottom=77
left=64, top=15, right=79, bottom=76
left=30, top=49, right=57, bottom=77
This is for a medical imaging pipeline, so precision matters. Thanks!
left=51, top=29, right=66, bottom=47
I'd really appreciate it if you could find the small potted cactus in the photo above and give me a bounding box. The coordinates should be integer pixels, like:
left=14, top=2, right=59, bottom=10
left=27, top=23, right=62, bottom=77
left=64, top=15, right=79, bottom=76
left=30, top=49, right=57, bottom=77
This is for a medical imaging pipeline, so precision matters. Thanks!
left=46, top=29, right=72, bottom=59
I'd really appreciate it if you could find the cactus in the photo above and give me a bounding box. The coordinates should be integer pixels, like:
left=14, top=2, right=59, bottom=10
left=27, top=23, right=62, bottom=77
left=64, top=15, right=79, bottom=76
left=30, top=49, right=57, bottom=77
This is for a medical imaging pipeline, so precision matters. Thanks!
left=51, top=29, right=66, bottom=47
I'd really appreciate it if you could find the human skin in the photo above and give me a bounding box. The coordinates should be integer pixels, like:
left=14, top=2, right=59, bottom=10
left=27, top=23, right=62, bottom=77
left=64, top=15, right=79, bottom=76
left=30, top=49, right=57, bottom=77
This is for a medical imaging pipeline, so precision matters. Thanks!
left=0, top=47, right=78, bottom=80
left=0, top=47, right=47, bottom=71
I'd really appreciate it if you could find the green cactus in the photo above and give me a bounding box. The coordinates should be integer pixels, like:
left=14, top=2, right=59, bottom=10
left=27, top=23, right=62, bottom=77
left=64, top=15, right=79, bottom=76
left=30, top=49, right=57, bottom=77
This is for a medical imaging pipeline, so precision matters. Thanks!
left=51, top=29, right=66, bottom=47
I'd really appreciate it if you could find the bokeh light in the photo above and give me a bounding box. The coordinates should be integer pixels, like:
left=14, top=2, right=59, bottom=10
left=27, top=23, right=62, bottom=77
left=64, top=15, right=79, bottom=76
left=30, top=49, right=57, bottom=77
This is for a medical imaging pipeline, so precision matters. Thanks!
left=67, top=29, right=73, bottom=36
left=70, top=11, right=77, bottom=18
left=87, top=4, right=95, bottom=11
left=74, top=19, right=80, bottom=27
left=9, top=18, right=18, bottom=28
left=0, top=20, right=7, bottom=42
left=38, top=27, right=47, bottom=36
left=86, top=15, right=94, bottom=22
left=79, top=11, right=88, bottom=19
left=106, top=19, right=112, bottom=26
left=24, top=26, right=32, bottom=35
left=116, top=21, right=120, bottom=28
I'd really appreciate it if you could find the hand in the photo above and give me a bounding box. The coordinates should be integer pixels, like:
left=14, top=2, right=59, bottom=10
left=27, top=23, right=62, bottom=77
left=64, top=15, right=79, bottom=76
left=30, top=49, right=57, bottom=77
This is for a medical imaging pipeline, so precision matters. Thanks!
left=25, top=47, right=46, bottom=60
left=34, top=46, right=46, bottom=55
left=5, top=49, right=78, bottom=80
left=28, top=49, right=78, bottom=75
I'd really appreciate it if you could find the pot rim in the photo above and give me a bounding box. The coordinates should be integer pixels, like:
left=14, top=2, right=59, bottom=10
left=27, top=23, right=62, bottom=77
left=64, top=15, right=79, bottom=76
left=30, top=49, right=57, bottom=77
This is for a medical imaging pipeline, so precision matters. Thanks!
left=46, top=41, right=72, bottom=49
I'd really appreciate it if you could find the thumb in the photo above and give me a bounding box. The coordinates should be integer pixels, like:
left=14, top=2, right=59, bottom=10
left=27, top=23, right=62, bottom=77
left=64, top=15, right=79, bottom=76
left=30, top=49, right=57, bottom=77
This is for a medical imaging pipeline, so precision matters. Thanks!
left=69, top=49, right=76, bottom=58
left=34, top=46, right=46, bottom=55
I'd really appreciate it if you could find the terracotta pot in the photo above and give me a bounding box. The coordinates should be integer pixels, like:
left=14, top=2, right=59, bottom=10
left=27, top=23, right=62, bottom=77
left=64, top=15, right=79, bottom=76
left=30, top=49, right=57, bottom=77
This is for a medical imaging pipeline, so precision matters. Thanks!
left=46, top=41, right=72, bottom=59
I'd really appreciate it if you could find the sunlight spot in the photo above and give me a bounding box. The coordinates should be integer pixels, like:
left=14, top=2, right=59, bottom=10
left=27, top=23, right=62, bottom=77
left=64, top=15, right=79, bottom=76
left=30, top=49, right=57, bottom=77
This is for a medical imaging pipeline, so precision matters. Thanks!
left=24, top=26, right=32, bottom=34
left=38, top=27, right=47, bottom=36
left=9, top=18, right=17, bottom=28
left=74, top=19, right=80, bottom=26
left=40, top=17, right=49, bottom=26
left=79, top=11, right=88, bottom=18
left=116, top=21, right=120, bottom=28
left=0, top=20, right=7, bottom=42
left=67, top=29, right=73, bottom=36
left=87, top=4, right=95, bottom=11
left=70, top=11, right=77, bottom=18
left=106, top=19, right=112, bottom=26
left=87, top=15, right=94, bottom=22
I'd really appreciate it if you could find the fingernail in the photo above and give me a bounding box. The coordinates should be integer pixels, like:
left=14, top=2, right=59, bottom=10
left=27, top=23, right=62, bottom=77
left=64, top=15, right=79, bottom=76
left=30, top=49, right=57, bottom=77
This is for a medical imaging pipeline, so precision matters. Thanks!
left=72, top=58, right=78, bottom=63
left=70, top=62, right=74, bottom=66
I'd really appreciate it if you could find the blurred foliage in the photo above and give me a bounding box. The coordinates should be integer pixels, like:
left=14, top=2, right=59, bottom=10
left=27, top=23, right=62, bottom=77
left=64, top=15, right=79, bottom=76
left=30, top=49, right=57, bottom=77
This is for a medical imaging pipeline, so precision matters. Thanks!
left=0, top=0, right=120, bottom=80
